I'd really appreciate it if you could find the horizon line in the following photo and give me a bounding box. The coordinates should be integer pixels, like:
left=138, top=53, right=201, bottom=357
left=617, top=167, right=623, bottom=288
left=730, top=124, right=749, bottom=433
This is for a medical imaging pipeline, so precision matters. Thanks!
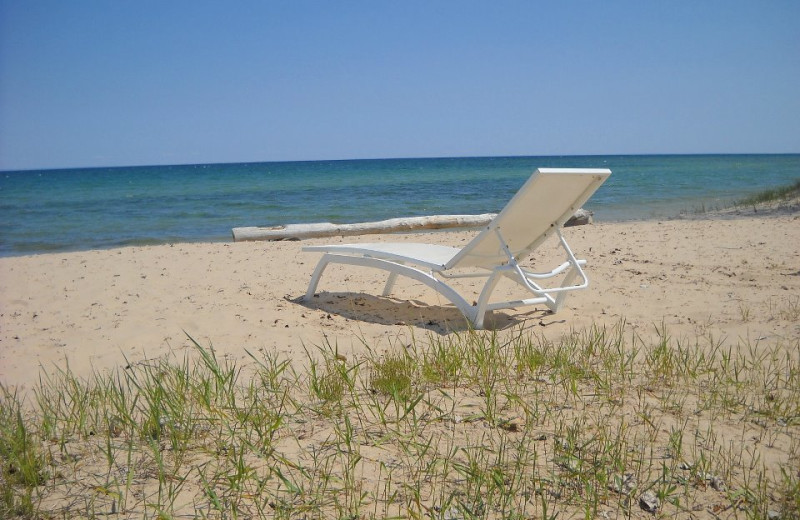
left=3, top=151, right=800, bottom=174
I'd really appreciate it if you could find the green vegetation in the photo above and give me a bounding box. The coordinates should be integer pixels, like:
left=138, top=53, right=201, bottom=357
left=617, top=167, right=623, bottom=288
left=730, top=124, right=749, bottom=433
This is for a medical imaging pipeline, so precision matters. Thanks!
left=1, top=322, right=799, bottom=518
left=736, top=178, right=800, bottom=207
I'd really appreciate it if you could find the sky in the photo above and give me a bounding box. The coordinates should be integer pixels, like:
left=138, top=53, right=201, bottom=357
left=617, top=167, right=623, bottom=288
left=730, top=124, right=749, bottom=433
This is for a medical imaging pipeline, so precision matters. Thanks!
left=1, top=1, right=798, bottom=171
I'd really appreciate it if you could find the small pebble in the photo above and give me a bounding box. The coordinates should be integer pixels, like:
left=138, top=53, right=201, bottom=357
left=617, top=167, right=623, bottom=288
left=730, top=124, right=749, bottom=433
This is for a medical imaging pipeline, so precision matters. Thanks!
left=609, top=473, right=636, bottom=495
left=639, top=490, right=660, bottom=513
left=442, top=506, right=464, bottom=520
left=710, top=475, right=726, bottom=491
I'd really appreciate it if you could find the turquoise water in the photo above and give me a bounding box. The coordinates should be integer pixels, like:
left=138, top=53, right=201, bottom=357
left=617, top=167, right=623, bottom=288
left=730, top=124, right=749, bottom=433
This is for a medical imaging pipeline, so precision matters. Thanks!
left=1, top=154, right=798, bottom=256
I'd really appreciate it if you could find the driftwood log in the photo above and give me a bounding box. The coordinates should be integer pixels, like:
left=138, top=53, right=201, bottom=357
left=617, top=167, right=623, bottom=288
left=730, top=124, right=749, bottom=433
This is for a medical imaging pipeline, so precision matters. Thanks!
left=232, top=209, right=592, bottom=242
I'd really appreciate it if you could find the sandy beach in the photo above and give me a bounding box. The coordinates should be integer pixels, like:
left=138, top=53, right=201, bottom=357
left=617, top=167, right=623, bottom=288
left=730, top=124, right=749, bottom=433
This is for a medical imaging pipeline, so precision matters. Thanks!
left=2, top=206, right=798, bottom=391
left=2, top=203, right=799, bottom=517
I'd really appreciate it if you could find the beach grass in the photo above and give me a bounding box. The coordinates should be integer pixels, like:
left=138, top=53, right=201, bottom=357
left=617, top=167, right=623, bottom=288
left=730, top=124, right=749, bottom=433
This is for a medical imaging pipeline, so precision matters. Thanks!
left=1, top=321, right=799, bottom=519
left=683, top=178, right=800, bottom=216
left=735, top=179, right=800, bottom=207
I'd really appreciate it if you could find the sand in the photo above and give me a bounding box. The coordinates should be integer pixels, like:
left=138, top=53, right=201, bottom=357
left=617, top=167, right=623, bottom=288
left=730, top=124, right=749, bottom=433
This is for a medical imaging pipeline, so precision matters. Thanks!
left=2, top=205, right=798, bottom=392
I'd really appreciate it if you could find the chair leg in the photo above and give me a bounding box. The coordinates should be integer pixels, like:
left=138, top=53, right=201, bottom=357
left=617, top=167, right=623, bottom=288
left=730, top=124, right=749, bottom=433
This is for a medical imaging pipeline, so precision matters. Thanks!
left=473, top=271, right=503, bottom=329
left=551, top=267, right=580, bottom=312
left=304, top=255, right=332, bottom=300
left=382, top=272, right=399, bottom=296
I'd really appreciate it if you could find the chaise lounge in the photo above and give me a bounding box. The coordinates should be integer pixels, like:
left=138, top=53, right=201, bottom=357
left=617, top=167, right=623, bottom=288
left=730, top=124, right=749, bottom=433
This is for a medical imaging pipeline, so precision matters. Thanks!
left=302, top=168, right=611, bottom=329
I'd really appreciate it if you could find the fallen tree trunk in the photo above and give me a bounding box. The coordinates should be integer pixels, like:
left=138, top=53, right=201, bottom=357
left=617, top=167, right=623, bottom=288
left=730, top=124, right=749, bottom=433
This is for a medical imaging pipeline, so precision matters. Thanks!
left=232, top=209, right=592, bottom=242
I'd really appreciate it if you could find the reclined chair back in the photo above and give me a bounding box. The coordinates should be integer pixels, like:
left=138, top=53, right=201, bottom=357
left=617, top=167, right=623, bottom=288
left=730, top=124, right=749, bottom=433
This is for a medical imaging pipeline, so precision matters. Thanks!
left=446, top=168, right=611, bottom=270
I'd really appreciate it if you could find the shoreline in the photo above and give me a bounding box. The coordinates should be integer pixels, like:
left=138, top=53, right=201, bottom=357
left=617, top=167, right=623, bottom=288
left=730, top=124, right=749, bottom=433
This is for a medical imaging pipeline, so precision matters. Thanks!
left=4, top=155, right=799, bottom=258
left=2, top=204, right=798, bottom=391
left=3, top=194, right=798, bottom=259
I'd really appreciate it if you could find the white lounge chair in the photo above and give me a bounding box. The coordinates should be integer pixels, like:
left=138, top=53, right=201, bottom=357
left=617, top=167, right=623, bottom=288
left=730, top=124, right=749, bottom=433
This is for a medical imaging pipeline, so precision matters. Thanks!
left=302, top=168, right=611, bottom=329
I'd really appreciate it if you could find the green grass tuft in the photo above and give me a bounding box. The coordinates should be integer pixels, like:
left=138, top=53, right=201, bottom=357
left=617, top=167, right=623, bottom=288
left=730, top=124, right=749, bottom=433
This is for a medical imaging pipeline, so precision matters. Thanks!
left=369, top=351, right=416, bottom=400
left=736, top=178, right=800, bottom=206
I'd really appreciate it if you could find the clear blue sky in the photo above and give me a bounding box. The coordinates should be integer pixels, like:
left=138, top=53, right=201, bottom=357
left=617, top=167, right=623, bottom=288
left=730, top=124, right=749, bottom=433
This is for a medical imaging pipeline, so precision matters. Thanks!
left=1, top=1, right=798, bottom=171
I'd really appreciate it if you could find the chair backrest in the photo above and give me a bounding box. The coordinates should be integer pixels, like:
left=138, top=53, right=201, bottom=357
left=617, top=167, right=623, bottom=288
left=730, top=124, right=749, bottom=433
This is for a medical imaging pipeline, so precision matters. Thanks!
left=446, top=168, right=611, bottom=270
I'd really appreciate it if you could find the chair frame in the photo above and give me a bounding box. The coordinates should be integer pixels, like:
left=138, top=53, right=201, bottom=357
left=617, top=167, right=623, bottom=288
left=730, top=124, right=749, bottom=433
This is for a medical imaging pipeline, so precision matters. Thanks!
left=304, top=226, right=587, bottom=329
